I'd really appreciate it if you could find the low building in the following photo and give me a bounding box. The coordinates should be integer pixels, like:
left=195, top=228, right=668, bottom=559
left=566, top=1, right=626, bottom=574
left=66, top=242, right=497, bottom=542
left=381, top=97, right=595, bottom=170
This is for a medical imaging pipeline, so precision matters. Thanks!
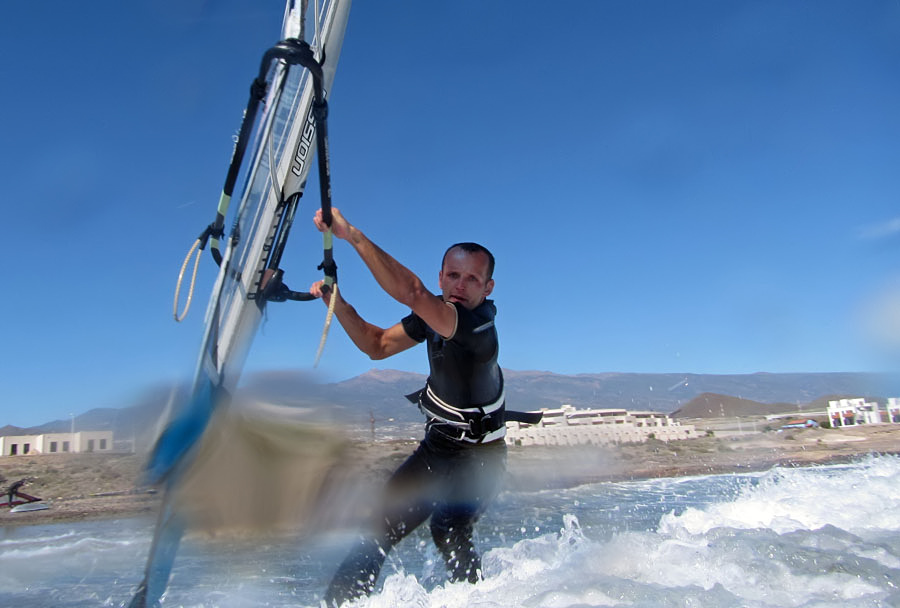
left=0, top=431, right=114, bottom=456
left=780, top=419, right=819, bottom=430
left=888, top=398, right=900, bottom=424
left=505, top=404, right=697, bottom=447
left=827, top=398, right=889, bottom=428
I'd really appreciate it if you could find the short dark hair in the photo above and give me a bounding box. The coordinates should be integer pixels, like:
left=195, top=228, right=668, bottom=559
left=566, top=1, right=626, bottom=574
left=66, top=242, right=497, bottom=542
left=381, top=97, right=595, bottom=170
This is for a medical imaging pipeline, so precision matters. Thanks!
left=442, top=242, right=495, bottom=280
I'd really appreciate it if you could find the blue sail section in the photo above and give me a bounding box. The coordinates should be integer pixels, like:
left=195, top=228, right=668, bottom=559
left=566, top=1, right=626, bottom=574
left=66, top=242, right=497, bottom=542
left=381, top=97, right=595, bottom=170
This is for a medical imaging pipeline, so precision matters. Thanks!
left=143, top=379, right=218, bottom=486
left=129, top=380, right=216, bottom=607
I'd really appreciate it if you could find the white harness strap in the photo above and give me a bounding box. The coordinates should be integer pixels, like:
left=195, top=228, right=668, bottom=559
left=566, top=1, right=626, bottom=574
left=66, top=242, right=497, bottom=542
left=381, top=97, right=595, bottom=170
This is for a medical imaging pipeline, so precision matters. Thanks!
left=420, top=385, right=507, bottom=443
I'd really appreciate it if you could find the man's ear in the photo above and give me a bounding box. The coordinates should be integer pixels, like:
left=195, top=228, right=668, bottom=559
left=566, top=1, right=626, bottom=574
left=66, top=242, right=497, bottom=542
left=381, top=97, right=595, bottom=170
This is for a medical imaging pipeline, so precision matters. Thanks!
left=483, top=278, right=494, bottom=297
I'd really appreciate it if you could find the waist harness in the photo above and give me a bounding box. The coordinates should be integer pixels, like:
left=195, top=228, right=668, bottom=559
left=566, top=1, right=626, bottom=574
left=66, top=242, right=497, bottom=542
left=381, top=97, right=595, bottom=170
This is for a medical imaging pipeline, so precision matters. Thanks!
left=405, top=385, right=543, bottom=444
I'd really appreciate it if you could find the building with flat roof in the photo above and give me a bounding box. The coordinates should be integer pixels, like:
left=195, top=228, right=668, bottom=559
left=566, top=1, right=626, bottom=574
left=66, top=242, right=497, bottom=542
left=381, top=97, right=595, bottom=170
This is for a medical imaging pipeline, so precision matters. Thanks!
left=505, top=404, right=697, bottom=447
left=827, top=398, right=891, bottom=428
left=0, top=431, right=114, bottom=456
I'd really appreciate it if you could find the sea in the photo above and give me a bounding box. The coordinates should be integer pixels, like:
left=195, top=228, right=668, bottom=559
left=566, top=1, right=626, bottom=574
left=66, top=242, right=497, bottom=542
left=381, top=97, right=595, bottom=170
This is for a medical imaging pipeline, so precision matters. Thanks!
left=2, top=454, right=899, bottom=607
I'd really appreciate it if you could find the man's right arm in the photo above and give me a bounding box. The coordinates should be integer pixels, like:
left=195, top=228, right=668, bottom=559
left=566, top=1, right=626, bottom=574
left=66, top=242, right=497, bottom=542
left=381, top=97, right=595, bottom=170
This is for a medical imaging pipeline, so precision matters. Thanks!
left=313, top=208, right=457, bottom=339
left=310, top=281, right=417, bottom=360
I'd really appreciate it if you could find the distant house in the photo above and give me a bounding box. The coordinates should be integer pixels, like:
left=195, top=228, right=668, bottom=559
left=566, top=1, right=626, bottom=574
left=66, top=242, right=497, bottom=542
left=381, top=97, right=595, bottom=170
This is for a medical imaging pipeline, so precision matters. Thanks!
left=0, top=431, right=114, bottom=456
left=889, top=398, right=900, bottom=424
left=780, top=419, right=819, bottom=430
left=827, top=398, right=890, bottom=428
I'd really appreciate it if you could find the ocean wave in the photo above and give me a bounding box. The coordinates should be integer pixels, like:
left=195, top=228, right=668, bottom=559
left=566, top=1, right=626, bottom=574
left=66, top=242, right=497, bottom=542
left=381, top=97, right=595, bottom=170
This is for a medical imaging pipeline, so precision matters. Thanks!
left=0, top=534, right=133, bottom=561
left=658, top=454, right=900, bottom=537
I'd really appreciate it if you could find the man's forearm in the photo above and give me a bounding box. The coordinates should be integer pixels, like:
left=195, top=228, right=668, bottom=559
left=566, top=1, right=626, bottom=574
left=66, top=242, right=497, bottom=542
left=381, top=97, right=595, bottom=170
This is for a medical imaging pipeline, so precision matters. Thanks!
left=329, top=295, right=389, bottom=359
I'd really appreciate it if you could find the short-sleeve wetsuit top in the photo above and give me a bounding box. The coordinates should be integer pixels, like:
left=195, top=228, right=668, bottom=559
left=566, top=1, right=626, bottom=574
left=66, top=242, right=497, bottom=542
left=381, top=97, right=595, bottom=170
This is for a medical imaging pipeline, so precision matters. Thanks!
left=401, top=300, right=504, bottom=441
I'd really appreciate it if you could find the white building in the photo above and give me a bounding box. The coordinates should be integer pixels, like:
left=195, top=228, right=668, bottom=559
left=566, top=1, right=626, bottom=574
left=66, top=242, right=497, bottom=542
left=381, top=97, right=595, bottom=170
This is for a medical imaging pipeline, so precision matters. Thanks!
left=505, top=404, right=697, bottom=447
left=888, top=398, right=900, bottom=424
left=0, top=431, right=114, bottom=456
left=827, top=398, right=887, bottom=428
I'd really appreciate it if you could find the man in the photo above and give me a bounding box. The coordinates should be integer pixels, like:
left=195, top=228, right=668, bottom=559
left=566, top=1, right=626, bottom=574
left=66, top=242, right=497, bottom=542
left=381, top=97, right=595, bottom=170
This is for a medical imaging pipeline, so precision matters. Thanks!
left=310, top=208, right=508, bottom=606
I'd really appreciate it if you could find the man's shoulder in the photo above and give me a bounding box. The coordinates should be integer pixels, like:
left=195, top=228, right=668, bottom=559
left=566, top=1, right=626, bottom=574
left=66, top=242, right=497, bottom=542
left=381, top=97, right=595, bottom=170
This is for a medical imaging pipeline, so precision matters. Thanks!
left=400, top=310, right=428, bottom=342
left=470, top=299, right=496, bottom=323
left=464, top=299, right=496, bottom=317
left=453, top=300, right=497, bottom=338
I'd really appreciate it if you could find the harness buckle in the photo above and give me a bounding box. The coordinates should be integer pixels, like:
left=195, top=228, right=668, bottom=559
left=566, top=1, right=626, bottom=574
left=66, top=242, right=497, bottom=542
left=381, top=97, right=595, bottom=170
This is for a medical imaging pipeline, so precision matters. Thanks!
left=468, top=414, right=492, bottom=438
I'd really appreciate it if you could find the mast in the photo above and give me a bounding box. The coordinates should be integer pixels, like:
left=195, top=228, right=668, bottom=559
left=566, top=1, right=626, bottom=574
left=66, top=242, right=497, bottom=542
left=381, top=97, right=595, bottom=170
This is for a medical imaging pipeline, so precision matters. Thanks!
left=129, top=2, right=352, bottom=605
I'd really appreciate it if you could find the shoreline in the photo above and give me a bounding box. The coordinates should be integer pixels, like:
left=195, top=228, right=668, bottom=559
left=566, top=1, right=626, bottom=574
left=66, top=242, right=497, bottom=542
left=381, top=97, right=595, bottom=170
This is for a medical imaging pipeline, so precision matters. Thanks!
left=505, top=422, right=900, bottom=491
left=2, top=424, right=898, bottom=527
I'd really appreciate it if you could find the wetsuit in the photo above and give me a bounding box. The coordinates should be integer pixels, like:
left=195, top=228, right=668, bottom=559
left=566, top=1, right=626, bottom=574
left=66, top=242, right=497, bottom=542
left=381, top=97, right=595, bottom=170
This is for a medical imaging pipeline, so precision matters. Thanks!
left=324, top=300, right=507, bottom=606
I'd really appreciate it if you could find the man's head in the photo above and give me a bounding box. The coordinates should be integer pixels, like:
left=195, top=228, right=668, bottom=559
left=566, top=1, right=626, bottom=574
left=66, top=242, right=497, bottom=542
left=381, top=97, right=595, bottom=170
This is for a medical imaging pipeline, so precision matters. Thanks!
left=439, top=242, right=495, bottom=310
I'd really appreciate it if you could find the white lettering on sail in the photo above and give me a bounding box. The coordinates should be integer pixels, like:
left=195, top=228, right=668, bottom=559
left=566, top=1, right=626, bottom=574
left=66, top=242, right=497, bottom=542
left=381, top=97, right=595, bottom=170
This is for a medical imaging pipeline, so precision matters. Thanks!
left=291, top=106, right=317, bottom=177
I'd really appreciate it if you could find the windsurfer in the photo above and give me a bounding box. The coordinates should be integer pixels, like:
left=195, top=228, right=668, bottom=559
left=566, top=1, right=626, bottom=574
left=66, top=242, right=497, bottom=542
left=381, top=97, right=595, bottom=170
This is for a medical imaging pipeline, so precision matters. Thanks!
left=310, top=208, right=507, bottom=606
left=4, top=478, right=38, bottom=508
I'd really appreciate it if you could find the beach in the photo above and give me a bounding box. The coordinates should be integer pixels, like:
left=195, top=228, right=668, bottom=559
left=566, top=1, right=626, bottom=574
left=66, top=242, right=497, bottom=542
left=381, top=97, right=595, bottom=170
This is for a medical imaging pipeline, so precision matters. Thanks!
left=2, top=422, right=899, bottom=527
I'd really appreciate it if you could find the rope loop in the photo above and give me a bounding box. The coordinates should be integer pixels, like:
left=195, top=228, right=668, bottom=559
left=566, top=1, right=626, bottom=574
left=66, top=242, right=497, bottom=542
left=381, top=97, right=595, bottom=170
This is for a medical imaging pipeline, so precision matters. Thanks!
left=173, top=239, right=203, bottom=322
left=313, top=282, right=337, bottom=367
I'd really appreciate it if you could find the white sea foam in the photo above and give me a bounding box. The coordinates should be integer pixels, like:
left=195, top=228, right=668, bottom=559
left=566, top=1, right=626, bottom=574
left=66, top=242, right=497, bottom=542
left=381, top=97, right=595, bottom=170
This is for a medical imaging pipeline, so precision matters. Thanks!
left=0, top=529, right=78, bottom=549
left=3, top=456, right=900, bottom=607
left=0, top=534, right=129, bottom=561
left=352, top=457, right=900, bottom=607
left=658, top=454, right=900, bottom=537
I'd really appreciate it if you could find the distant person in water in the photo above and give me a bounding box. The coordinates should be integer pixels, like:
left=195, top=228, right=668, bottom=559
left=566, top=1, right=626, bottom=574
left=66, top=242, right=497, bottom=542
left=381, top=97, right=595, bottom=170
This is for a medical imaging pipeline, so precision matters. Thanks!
left=309, top=208, right=509, bottom=606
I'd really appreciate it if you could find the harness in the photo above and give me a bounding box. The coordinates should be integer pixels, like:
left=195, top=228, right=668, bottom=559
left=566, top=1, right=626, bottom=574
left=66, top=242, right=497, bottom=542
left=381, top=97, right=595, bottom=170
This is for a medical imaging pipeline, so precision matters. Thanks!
left=406, top=384, right=542, bottom=444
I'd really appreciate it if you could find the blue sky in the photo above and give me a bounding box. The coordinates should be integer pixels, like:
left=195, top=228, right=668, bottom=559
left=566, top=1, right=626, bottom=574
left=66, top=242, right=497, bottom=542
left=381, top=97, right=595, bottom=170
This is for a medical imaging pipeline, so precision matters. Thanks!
left=2, top=1, right=899, bottom=427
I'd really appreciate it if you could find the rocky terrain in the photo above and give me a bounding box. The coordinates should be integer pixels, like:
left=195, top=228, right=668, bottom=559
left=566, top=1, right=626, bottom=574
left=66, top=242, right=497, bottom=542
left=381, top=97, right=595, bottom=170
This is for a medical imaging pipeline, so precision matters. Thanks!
left=3, top=422, right=898, bottom=527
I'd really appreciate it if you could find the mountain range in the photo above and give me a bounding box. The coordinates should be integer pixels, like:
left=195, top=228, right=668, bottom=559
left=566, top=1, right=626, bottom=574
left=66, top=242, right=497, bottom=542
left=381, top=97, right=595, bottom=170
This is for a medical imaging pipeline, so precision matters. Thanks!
left=2, top=369, right=885, bottom=447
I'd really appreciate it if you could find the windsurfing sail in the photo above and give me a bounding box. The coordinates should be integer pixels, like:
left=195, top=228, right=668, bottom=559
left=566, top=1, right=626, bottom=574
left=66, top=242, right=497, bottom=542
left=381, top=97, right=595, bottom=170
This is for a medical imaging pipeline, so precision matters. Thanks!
left=130, top=2, right=351, bottom=605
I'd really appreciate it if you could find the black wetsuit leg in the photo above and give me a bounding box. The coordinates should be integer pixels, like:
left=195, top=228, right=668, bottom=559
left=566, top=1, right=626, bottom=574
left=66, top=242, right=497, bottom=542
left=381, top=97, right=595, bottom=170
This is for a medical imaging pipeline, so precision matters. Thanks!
left=428, top=434, right=506, bottom=583
left=323, top=433, right=506, bottom=606
left=324, top=439, right=438, bottom=606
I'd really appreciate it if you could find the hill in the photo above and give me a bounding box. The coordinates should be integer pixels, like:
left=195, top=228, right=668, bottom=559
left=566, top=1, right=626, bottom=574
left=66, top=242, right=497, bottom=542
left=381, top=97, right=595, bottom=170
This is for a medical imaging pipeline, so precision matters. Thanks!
left=241, top=369, right=883, bottom=426
left=6, top=369, right=885, bottom=445
left=673, top=393, right=793, bottom=418
left=673, top=391, right=888, bottom=419
left=501, top=370, right=880, bottom=412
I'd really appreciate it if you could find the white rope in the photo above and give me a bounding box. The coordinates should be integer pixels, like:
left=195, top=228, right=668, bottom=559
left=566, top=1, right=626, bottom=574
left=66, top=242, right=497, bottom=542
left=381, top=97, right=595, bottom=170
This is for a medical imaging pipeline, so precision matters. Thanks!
left=313, top=282, right=337, bottom=367
left=173, top=239, right=203, bottom=322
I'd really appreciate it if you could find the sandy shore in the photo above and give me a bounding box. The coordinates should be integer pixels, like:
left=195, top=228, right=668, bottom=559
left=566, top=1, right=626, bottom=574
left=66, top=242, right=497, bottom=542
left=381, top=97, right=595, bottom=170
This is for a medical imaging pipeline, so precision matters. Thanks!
left=2, top=423, right=898, bottom=527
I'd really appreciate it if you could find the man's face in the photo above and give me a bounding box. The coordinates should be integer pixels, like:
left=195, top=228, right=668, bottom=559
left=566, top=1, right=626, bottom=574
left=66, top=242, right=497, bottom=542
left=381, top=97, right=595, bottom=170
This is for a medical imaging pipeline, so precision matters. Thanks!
left=438, top=248, right=495, bottom=310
